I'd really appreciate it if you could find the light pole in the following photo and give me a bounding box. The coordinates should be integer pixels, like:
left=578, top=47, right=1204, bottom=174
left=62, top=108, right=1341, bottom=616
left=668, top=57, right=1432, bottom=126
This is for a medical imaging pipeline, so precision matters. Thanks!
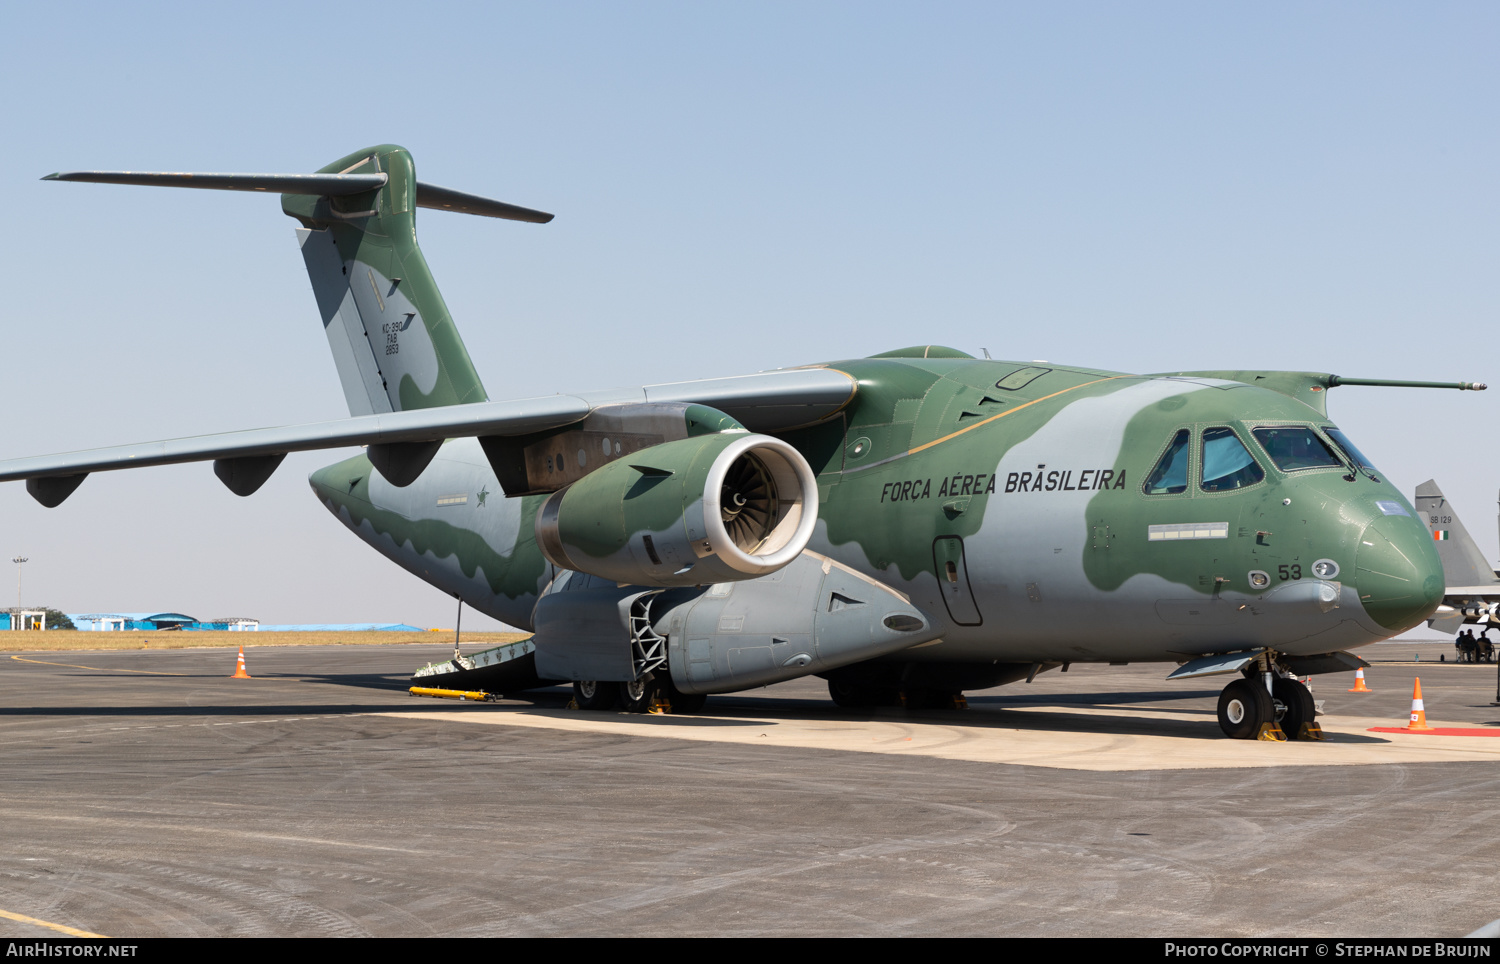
left=12, top=556, right=27, bottom=611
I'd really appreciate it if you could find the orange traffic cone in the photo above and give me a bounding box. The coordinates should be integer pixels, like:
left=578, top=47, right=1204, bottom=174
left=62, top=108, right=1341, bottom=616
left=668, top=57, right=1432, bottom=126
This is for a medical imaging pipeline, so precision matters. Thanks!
left=1348, top=668, right=1372, bottom=692
left=231, top=644, right=252, bottom=679
left=1406, top=677, right=1432, bottom=731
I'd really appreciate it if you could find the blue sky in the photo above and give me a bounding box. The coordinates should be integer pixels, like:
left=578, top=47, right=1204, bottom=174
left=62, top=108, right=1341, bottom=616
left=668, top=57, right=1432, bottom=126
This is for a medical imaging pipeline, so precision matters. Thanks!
left=2, top=3, right=1496, bottom=630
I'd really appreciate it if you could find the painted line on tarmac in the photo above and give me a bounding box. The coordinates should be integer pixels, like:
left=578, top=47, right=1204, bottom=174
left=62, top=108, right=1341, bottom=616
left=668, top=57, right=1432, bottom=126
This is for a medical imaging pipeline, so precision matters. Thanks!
left=0, top=906, right=106, bottom=938
left=9, top=655, right=192, bottom=676
left=8, top=653, right=348, bottom=685
left=1368, top=727, right=1500, bottom=736
left=0, top=716, right=364, bottom=747
left=7, top=810, right=431, bottom=855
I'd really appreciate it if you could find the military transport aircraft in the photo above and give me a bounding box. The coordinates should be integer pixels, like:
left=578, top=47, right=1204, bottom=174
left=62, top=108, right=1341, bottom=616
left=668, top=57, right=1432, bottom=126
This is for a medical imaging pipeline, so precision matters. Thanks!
left=1, top=145, right=1482, bottom=740
left=1413, top=480, right=1500, bottom=638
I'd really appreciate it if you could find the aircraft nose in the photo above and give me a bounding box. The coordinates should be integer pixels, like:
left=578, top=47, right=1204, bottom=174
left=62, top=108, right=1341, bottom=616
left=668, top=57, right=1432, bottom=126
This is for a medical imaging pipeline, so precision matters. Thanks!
left=1354, top=515, right=1444, bottom=633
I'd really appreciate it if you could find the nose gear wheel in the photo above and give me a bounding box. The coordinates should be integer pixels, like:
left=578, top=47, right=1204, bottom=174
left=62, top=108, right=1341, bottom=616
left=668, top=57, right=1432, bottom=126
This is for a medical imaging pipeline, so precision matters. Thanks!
left=1217, top=678, right=1280, bottom=740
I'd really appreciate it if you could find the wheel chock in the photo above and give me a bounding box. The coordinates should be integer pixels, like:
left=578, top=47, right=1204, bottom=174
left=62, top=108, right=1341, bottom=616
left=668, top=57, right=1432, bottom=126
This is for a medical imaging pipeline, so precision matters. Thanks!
left=1256, top=722, right=1288, bottom=742
left=1297, top=722, right=1326, bottom=741
left=408, top=686, right=494, bottom=702
left=949, top=694, right=969, bottom=710
left=647, top=694, right=672, bottom=715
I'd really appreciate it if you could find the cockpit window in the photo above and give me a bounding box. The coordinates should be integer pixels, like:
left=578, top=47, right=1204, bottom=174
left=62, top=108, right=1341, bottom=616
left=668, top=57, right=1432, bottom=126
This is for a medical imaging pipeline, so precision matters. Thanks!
left=1144, top=429, right=1191, bottom=495
left=1251, top=426, right=1343, bottom=472
left=1323, top=427, right=1379, bottom=473
left=1201, top=428, right=1265, bottom=492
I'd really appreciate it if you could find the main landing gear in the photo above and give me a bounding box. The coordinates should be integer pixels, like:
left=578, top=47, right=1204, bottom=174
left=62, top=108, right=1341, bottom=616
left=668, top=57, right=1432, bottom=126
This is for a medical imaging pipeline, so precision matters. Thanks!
left=571, top=673, right=708, bottom=715
left=1215, top=653, right=1322, bottom=741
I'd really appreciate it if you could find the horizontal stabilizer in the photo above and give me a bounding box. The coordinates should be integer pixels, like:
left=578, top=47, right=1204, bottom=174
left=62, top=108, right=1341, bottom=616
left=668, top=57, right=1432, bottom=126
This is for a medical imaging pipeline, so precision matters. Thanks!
left=43, top=170, right=388, bottom=196
left=415, top=182, right=553, bottom=222
left=43, top=170, right=554, bottom=223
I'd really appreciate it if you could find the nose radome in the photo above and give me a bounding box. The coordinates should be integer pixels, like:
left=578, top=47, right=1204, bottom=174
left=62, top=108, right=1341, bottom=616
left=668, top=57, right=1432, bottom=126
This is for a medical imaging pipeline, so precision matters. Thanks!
left=1355, top=515, right=1444, bottom=633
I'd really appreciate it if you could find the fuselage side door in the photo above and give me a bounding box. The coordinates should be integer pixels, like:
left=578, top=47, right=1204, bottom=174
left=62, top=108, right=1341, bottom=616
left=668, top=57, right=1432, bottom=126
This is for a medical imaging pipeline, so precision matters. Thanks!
left=932, top=535, right=983, bottom=626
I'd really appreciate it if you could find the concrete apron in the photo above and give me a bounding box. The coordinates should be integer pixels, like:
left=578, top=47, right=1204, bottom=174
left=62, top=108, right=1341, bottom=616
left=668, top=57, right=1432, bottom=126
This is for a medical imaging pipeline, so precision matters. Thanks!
left=375, top=704, right=1500, bottom=772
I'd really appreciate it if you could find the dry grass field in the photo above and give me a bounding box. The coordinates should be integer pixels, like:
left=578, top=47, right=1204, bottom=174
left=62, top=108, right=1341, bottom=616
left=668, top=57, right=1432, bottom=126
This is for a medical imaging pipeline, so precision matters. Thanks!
left=0, top=629, right=531, bottom=653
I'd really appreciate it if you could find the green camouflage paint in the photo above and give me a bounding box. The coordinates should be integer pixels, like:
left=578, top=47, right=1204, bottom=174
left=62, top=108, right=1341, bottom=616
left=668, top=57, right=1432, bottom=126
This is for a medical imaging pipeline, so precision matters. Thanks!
left=283, top=145, right=488, bottom=411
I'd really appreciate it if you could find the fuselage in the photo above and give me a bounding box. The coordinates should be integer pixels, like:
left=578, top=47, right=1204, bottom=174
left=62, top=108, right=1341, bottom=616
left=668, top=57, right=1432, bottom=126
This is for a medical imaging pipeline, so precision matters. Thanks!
left=308, top=355, right=1443, bottom=667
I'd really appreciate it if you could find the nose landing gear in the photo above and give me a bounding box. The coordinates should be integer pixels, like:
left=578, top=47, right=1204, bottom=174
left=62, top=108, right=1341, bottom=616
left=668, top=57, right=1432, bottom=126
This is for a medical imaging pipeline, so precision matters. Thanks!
left=1272, top=675, right=1320, bottom=740
left=1214, top=653, right=1324, bottom=741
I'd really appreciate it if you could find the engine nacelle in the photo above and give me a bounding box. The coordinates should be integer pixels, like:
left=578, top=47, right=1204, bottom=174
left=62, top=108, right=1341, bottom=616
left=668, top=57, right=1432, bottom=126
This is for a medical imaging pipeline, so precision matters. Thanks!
left=530, top=553, right=939, bottom=693
left=534, top=432, right=818, bottom=587
left=656, top=552, right=940, bottom=694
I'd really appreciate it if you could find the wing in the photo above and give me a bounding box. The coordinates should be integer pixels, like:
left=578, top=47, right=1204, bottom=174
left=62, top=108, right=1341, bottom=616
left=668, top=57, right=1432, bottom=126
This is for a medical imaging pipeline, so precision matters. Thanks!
left=0, top=367, right=856, bottom=506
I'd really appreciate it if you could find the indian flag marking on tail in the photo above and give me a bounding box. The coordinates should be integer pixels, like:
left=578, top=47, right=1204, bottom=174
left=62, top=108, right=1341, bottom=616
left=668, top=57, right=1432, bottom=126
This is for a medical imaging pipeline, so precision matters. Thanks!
left=1434, top=530, right=1451, bottom=541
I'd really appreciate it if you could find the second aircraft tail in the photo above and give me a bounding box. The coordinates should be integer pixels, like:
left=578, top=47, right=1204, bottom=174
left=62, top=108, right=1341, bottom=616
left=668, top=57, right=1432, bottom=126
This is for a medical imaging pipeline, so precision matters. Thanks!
left=1413, top=480, right=1500, bottom=589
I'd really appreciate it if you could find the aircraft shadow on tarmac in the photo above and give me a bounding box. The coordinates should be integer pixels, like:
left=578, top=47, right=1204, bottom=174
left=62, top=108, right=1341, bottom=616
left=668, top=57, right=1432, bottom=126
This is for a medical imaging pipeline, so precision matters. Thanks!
left=0, top=698, right=1398, bottom=742
left=967, top=689, right=1219, bottom=707
left=476, top=687, right=1392, bottom=742
left=248, top=671, right=419, bottom=691
left=1, top=674, right=1395, bottom=742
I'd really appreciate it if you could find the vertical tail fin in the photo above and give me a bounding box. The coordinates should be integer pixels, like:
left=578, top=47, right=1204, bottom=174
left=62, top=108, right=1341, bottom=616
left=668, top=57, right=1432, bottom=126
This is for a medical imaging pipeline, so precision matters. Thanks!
left=45, top=145, right=552, bottom=415
left=285, top=145, right=487, bottom=414
left=1414, top=480, right=1500, bottom=588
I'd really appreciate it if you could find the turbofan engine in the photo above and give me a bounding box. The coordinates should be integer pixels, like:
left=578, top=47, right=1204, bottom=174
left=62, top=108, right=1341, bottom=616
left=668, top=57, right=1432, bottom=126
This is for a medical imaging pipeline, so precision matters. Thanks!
left=535, top=432, right=818, bottom=586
